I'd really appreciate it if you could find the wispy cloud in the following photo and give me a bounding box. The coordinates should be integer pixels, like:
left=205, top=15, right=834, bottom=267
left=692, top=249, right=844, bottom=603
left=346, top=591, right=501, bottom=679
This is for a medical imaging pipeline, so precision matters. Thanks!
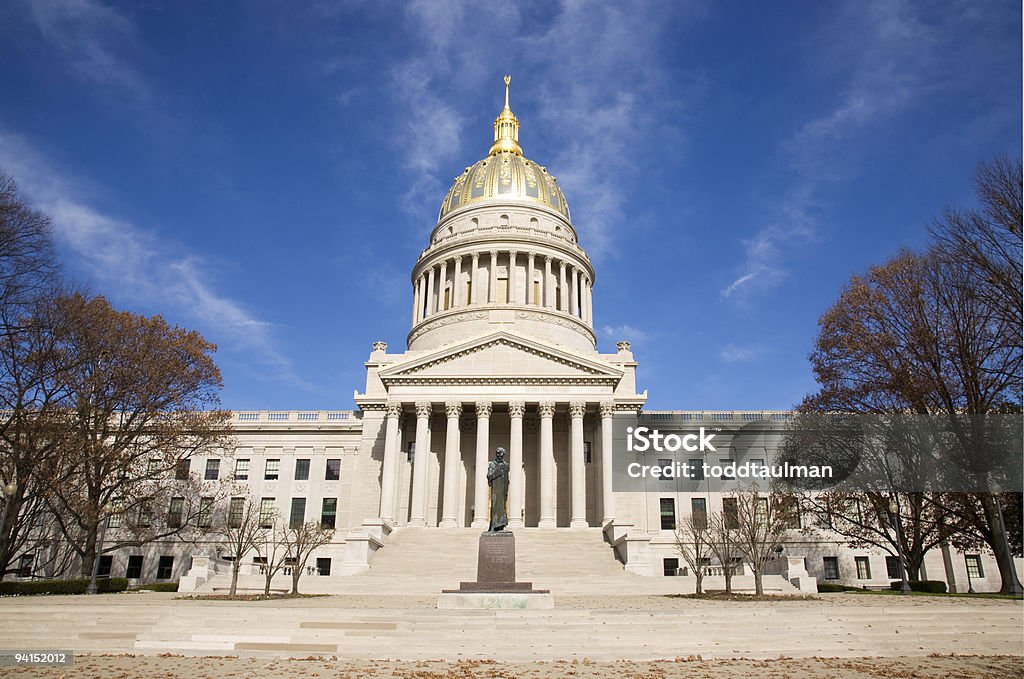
left=0, top=131, right=309, bottom=390
left=718, top=343, right=762, bottom=363
left=24, top=0, right=151, bottom=107
left=720, top=0, right=953, bottom=300
left=601, top=324, right=651, bottom=345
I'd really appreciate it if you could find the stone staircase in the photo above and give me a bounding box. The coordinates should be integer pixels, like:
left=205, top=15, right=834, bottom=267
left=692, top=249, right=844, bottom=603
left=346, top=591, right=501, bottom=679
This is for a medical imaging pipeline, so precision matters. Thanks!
left=199, top=527, right=799, bottom=596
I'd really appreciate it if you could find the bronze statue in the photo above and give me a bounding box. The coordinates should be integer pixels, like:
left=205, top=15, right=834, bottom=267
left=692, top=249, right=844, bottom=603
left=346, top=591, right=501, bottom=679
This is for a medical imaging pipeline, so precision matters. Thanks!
left=487, top=447, right=510, bottom=532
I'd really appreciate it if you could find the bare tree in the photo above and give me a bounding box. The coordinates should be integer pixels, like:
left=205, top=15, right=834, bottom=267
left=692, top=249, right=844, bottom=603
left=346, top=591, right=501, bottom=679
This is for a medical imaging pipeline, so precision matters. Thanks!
left=732, top=491, right=792, bottom=596
left=254, top=514, right=288, bottom=597
left=674, top=509, right=712, bottom=594
left=215, top=496, right=267, bottom=596
left=283, top=520, right=334, bottom=595
left=707, top=508, right=742, bottom=594
left=0, top=173, right=59, bottom=322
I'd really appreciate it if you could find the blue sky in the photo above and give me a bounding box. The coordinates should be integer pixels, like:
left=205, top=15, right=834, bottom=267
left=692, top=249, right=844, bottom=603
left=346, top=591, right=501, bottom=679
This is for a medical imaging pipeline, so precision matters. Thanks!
left=0, top=0, right=1019, bottom=411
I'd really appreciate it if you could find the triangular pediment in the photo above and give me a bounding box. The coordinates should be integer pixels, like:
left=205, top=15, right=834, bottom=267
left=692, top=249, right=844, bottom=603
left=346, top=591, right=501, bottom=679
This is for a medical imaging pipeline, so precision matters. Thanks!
left=378, top=332, right=622, bottom=386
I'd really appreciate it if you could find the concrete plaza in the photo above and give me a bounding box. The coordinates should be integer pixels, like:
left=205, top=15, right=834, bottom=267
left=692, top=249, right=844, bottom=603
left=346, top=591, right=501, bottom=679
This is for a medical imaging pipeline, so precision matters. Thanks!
left=0, top=592, right=1020, bottom=663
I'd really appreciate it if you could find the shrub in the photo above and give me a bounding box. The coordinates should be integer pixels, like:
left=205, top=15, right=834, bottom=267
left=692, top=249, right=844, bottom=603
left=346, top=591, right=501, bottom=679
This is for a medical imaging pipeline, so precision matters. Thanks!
left=889, top=580, right=947, bottom=594
left=816, top=583, right=849, bottom=593
left=0, top=577, right=128, bottom=596
left=133, top=581, right=179, bottom=592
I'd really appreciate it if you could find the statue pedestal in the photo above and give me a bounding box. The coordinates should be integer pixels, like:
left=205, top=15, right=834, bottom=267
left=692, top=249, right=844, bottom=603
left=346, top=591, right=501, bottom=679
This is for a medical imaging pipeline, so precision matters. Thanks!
left=438, top=532, right=553, bottom=609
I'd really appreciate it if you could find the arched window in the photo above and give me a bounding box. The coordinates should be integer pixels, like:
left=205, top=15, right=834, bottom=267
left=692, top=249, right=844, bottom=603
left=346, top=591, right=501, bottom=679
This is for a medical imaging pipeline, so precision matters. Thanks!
left=500, top=214, right=509, bottom=227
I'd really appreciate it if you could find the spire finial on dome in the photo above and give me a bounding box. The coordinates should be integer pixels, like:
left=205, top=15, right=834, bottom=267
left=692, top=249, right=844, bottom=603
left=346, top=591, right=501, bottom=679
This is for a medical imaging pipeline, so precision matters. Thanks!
left=489, top=74, right=522, bottom=156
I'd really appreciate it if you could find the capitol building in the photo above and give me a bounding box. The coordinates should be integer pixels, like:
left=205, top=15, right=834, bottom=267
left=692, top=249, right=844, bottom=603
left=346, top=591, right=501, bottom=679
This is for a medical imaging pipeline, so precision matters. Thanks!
left=43, top=79, right=1010, bottom=596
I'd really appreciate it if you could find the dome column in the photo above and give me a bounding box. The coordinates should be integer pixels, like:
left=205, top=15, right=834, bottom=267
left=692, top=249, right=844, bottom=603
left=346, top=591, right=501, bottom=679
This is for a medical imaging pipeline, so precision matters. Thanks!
left=508, top=250, right=518, bottom=304
left=488, top=251, right=498, bottom=303
left=587, top=277, right=594, bottom=323
left=543, top=256, right=553, bottom=309
left=559, top=261, right=568, bottom=312
left=412, top=277, right=422, bottom=324
left=452, top=256, right=463, bottom=308
left=426, top=266, right=437, bottom=317
left=470, top=253, right=480, bottom=304
left=439, top=260, right=449, bottom=311
left=570, top=266, right=580, bottom=317
left=527, top=253, right=536, bottom=305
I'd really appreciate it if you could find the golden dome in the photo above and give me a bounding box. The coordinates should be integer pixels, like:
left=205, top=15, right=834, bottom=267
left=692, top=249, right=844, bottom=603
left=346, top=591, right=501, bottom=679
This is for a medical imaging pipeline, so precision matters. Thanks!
left=438, top=76, right=571, bottom=221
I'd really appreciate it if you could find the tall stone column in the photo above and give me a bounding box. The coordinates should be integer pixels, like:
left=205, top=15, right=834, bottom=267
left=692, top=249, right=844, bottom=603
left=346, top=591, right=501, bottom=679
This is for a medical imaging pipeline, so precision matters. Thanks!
left=527, top=253, right=536, bottom=305
left=508, top=250, right=517, bottom=304
left=426, top=266, right=437, bottom=317
left=412, top=278, right=420, bottom=324
left=538, top=400, right=556, bottom=528
left=543, top=256, right=553, bottom=308
left=569, top=400, right=588, bottom=528
left=586, top=278, right=594, bottom=323
left=439, top=260, right=449, bottom=311
left=379, top=401, right=403, bottom=523
left=570, top=267, right=580, bottom=317
left=472, top=401, right=492, bottom=529
left=409, top=401, right=432, bottom=527
left=581, top=276, right=590, bottom=323
left=559, top=261, right=568, bottom=312
left=470, top=253, right=480, bottom=304
left=600, top=401, right=615, bottom=524
left=439, top=401, right=462, bottom=528
left=452, top=256, right=463, bottom=308
left=489, top=250, right=498, bottom=303
left=508, top=400, right=526, bottom=528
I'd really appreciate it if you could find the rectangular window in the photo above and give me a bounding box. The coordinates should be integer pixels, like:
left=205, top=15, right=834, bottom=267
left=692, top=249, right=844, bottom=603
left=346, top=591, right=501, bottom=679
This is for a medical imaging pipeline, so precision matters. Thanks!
left=757, top=496, right=770, bottom=523
left=147, top=459, right=161, bottom=475
left=259, top=498, right=276, bottom=528
left=107, top=511, right=122, bottom=529
left=723, top=497, right=739, bottom=529
left=138, top=503, right=152, bottom=528
left=688, top=459, right=704, bottom=480
left=584, top=442, right=592, bottom=463
left=406, top=442, right=415, bottom=461
left=658, top=458, right=672, bottom=473
left=316, top=557, right=332, bottom=576
left=443, top=287, right=451, bottom=310
left=198, top=497, right=213, bottom=528
left=289, top=497, right=306, bottom=529
left=886, top=555, right=901, bottom=580
left=97, top=555, right=112, bottom=578
left=294, top=459, right=310, bottom=481
left=264, top=459, right=280, bottom=481
left=855, top=556, right=871, bottom=579
left=234, top=459, right=250, bottom=481
left=168, top=497, right=184, bottom=529
left=228, top=497, right=245, bottom=529
left=156, top=555, right=174, bottom=580
left=204, top=459, right=220, bottom=480
left=816, top=508, right=833, bottom=529
left=720, top=459, right=735, bottom=481
left=780, top=496, right=801, bottom=529
left=965, top=555, right=984, bottom=579
left=663, top=557, right=679, bottom=577
left=325, top=459, right=341, bottom=481
left=321, top=498, right=337, bottom=529
left=497, top=275, right=508, bottom=303
left=659, top=497, right=676, bottom=530
left=17, top=553, right=34, bottom=577
left=823, top=556, right=839, bottom=580
left=175, top=459, right=191, bottom=480
left=125, top=555, right=144, bottom=579
left=691, top=498, right=708, bottom=530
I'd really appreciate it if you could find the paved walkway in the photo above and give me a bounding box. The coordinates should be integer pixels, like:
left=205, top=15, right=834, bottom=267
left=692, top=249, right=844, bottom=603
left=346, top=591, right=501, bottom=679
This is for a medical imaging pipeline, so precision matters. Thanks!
left=0, top=592, right=1020, bottom=662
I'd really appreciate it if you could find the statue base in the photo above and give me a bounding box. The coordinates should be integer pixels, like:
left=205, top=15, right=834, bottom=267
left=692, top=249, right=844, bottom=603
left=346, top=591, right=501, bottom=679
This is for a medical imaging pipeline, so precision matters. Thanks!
left=439, top=531, right=552, bottom=609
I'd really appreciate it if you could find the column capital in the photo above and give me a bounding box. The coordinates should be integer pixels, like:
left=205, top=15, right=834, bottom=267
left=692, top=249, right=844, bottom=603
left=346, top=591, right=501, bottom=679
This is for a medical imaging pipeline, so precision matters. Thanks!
left=489, top=250, right=498, bottom=258
left=538, top=400, right=556, bottom=418
left=475, top=401, right=493, bottom=418
left=569, top=401, right=587, bottom=418
left=444, top=400, right=463, bottom=418
left=454, top=254, right=463, bottom=263
left=385, top=401, right=404, bottom=418
left=543, top=254, right=551, bottom=263
left=508, top=400, right=527, bottom=418
left=471, top=251, right=480, bottom=261
left=528, top=252, right=535, bottom=261
left=599, top=401, right=615, bottom=418
left=415, top=401, right=433, bottom=418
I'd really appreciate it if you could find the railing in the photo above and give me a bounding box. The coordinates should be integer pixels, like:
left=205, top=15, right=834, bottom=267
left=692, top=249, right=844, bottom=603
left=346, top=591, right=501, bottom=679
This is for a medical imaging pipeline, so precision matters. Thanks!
left=642, top=411, right=795, bottom=422
left=232, top=411, right=355, bottom=424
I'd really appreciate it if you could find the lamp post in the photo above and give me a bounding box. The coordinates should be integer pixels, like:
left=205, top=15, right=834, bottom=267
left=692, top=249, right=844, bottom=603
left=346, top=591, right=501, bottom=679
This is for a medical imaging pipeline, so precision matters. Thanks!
left=86, top=503, right=114, bottom=595
left=888, top=494, right=911, bottom=594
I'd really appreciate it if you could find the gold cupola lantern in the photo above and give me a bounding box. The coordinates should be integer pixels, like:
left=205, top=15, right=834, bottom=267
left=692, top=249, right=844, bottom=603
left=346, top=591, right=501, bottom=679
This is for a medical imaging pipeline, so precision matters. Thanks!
left=488, top=75, right=523, bottom=156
